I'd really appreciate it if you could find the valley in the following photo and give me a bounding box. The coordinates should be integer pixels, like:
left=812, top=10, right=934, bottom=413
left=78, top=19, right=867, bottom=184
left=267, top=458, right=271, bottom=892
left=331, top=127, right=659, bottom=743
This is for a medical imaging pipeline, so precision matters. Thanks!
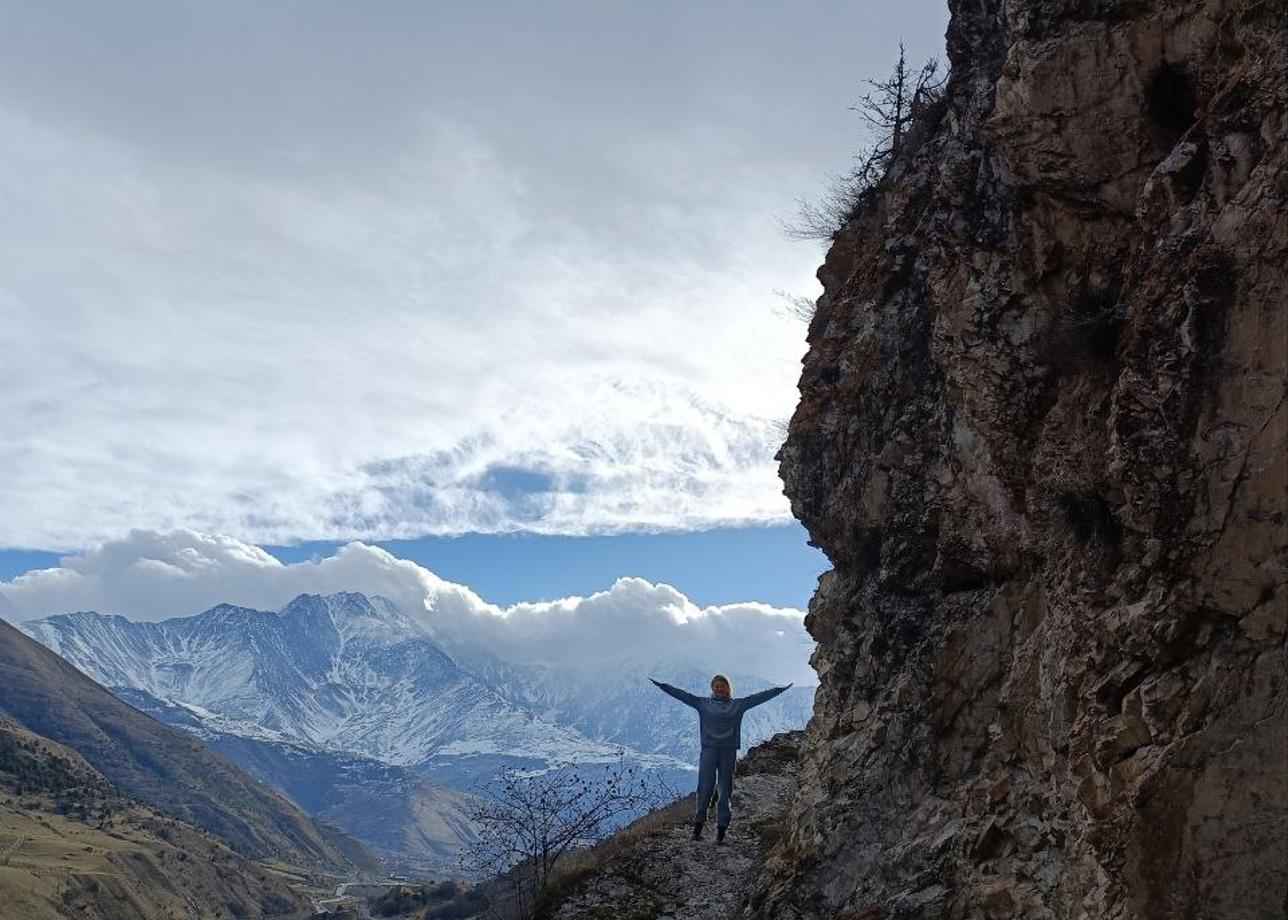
left=13, top=591, right=811, bottom=877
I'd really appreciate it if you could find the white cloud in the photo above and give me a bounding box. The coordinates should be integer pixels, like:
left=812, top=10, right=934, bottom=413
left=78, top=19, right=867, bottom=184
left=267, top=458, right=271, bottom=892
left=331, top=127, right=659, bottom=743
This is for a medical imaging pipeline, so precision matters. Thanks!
left=0, top=529, right=816, bottom=684
left=0, top=2, right=949, bottom=550
left=0, top=101, right=810, bottom=548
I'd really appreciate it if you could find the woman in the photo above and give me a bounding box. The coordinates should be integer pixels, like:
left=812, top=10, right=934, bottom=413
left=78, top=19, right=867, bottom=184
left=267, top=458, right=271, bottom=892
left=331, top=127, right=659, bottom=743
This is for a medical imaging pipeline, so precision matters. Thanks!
left=650, top=673, right=792, bottom=843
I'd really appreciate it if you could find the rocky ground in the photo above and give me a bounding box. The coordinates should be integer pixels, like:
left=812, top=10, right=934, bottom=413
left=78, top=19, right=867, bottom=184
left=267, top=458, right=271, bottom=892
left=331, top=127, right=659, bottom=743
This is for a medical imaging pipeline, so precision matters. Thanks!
left=548, top=732, right=802, bottom=920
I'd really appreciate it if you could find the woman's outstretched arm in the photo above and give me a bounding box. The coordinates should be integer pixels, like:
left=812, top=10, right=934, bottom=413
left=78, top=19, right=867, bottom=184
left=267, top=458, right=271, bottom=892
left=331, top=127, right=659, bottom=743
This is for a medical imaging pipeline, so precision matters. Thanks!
left=736, top=683, right=794, bottom=713
left=650, top=678, right=701, bottom=708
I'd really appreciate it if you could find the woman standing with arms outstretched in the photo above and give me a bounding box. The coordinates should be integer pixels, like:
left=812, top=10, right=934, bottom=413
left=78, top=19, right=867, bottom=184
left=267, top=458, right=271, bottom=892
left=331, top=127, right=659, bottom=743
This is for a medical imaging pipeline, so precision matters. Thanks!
left=650, top=673, right=792, bottom=844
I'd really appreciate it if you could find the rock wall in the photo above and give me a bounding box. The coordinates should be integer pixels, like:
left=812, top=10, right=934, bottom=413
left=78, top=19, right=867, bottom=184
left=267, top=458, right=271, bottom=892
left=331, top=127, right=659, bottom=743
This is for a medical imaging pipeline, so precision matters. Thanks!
left=754, top=1, right=1287, bottom=917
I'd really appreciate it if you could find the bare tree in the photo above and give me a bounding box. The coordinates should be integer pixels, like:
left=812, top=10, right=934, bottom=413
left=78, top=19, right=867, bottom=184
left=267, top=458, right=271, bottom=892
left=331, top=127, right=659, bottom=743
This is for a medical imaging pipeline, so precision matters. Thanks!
left=786, top=43, right=946, bottom=241
left=772, top=289, right=818, bottom=324
left=461, top=755, right=669, bottom=920
left=852, top=42, right=944, bottom=169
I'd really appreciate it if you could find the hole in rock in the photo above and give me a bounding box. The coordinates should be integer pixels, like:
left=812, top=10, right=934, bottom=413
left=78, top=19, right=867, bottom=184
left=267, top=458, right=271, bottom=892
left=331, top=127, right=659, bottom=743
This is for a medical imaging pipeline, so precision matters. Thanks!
left=1043, top=289, right=1125, bottom=374
left=1146, top=62, right=1199, bottom=138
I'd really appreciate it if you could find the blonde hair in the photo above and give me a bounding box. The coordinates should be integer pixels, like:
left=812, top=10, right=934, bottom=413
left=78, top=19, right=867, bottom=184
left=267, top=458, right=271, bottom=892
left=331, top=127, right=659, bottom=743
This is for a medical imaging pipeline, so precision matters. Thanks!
left=711, top=673, right=733, bottom=694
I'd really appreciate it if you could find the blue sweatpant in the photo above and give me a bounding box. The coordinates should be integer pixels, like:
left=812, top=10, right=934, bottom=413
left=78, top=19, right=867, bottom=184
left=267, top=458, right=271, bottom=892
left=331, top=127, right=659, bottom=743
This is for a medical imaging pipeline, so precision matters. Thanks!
left=695, top=746, right=737, bottom=827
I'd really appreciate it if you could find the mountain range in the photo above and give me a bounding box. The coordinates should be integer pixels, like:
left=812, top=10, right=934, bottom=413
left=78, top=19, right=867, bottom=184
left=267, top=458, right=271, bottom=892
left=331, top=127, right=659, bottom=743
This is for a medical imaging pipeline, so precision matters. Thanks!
left=16, top=591, right=813, bottom=872
left=0, top=712, right=319, bottom=920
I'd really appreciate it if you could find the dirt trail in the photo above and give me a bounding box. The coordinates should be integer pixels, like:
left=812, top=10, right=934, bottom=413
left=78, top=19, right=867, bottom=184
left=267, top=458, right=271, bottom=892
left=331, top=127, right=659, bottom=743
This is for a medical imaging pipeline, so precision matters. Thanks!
left=551, top=733, right=801, bottom=920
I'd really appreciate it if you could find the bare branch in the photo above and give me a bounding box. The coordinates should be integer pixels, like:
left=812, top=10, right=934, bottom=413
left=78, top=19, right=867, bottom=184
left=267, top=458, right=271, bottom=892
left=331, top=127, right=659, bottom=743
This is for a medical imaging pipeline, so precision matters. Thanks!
left=785, top=43, right=947, bottom=242
left=460, top=755, right=670, bottom=920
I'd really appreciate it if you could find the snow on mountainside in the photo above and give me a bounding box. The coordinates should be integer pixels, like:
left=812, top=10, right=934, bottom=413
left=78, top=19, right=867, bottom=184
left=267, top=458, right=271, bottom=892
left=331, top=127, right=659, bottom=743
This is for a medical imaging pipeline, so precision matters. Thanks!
left=22, top=593, right=660, bottom=776
left=458, top=653, right=814, bottom=762
left=18, top=591, right=812, bottom=871
left=111, top=685, right=477, bottom=876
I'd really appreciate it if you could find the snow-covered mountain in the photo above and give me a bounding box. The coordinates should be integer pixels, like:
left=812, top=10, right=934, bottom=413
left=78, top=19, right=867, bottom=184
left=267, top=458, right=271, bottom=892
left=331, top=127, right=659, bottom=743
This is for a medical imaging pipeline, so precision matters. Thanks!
left=22, top=592, right=809, bottom=769
left=21, top=593, right=664, bottom=776
left=457, top=653, right=815, bottom=762
left=18, top=591, right=812, bottom=869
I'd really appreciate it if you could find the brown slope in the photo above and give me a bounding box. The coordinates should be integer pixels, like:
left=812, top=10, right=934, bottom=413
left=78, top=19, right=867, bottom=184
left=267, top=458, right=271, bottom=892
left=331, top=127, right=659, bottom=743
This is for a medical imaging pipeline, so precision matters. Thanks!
left=0, top=617, right=364, bottom=870
left=0, top=714, right=314, bottom=920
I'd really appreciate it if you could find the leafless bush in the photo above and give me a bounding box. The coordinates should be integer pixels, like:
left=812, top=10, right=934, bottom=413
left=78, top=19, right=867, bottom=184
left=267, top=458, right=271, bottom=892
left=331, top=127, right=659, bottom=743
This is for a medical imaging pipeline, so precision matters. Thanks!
left=852, top=43, right=946, bottom=167
left=1043, top=290, right=1125, bottom=373
left=772, top=289, right=818, bottom=324
left=787, top=43, right=947, bottom=241
left=460, top=755, right=669, bottom=920
left=785, top=176, right=876, bottom=243
left=535, top=795, right=694, bottom=915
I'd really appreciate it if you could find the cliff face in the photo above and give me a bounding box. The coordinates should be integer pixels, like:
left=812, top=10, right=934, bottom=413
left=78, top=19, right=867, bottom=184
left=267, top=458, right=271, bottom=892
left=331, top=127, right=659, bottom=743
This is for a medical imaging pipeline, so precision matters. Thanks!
left=758, top=1, right=1287, bottom=918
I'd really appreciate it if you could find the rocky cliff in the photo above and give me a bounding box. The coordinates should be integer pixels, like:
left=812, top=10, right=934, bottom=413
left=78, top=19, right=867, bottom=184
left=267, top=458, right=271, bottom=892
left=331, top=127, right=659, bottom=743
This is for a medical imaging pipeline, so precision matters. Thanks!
left=756, top=0, right=1287, bottom=918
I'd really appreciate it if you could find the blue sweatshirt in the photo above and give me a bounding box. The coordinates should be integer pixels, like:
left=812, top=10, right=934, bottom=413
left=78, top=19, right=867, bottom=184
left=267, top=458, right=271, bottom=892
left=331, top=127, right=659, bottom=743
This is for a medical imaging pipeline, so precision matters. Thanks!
left=650, top=678, right=793, bottom=750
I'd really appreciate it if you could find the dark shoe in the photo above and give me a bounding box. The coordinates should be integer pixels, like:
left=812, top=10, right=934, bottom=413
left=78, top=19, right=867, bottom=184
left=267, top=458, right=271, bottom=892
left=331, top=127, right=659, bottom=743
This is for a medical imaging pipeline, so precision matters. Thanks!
left=692, top=821, right=704, bottom=840
left=716, top=825, right=727, bottom=845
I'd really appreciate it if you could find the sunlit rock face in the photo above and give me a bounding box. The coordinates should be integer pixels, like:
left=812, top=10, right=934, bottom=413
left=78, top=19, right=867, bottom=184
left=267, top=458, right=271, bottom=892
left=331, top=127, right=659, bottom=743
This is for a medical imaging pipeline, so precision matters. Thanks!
left=754, top=0, right=1286, bottom=917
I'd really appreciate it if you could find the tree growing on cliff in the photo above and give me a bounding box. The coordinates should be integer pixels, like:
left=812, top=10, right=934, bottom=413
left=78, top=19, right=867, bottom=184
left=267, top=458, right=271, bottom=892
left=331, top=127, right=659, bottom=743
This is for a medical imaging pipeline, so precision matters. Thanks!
left=789, top=42, right=947, bottom=241
left=854, top=42, right=944, bottom=168
left=461, top=755, right=669, bottom=920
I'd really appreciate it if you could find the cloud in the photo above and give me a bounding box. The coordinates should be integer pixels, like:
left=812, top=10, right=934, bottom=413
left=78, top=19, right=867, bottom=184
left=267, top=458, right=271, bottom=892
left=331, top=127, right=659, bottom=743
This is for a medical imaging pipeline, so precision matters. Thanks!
left=0, top=99, right=807, bottom=548
left=0, top=2, right=948, bottom=550
left=0, top=529, right=815, bottom=684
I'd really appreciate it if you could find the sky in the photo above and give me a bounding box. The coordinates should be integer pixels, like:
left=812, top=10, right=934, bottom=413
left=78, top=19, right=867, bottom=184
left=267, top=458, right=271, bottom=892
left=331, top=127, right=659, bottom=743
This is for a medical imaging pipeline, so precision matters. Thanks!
left=0, top=530, right=818, bottom=684
left=0, top=525, right=827, bottom=609
left=0, top=1, right=949, bottom=647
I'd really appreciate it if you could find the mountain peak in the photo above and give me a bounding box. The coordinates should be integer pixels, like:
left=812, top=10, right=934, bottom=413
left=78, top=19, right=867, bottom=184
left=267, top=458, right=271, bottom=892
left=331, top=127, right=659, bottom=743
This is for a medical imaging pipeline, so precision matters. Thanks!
left=199, top=603, right=273, bottom=628
left=278, top=591, right=418, bottom=635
